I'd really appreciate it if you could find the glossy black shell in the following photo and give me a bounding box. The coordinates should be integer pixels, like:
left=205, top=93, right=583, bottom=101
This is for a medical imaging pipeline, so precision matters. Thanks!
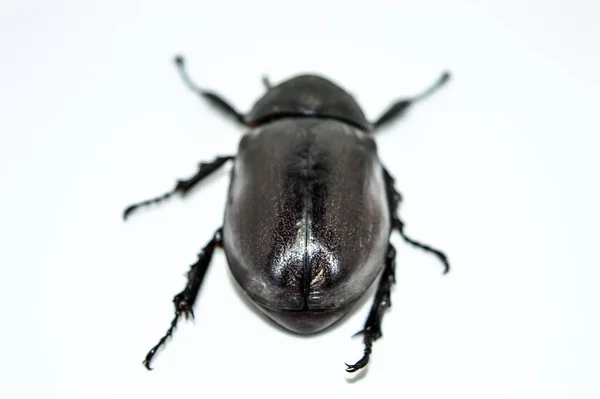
left=246, top=75, right=372, bottom=130
left=222, top=74, right=392, bottom=333
left=223, top=76, right=391, bottom=334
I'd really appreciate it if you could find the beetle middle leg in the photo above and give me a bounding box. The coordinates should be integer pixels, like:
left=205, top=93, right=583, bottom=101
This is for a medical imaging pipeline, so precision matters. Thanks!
left=393, top=218, right=449, bottom=273
left=143, top=228, right=223, bottom=370
left=346, top=244, right=396, bottom=372
left=384, top=168, right=450, bottom=274
left=372, top=71, right=450, bottom=130
left=123, top=155, right=234, bottom=220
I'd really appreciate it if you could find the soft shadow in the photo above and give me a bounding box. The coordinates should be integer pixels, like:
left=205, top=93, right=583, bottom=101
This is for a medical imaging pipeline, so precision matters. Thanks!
left=345, top=366, right=369, bottom=383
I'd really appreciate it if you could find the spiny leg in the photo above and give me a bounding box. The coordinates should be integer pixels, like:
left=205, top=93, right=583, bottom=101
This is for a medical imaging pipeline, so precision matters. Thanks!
left=175, top=56, right=247, bottom=126
left=372, top=71, right=450, bottom=130
left=143, top=228, right=223, bottom=370
left=346, top=244, right=397, bottom=373
left=383, top=168, right=450, bottom=274
left=393, top=218, right=449, bottom=274
left=123, top=156, right=233, bottom=220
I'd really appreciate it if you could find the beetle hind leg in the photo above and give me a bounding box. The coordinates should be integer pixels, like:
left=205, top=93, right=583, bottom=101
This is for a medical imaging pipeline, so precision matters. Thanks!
left=346, top=244, right=396, bottom=373
left=142, top=228, right=223, bottom=370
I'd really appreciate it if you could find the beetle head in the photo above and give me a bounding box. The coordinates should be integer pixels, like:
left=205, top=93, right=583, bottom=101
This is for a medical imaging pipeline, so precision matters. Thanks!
left=246, top=75, right=371, bottom=130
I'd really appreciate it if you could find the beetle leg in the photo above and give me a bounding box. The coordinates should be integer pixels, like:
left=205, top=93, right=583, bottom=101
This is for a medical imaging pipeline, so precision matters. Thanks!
left=393, top=218, right=449, bottom=274
left=346, top=244, right=396, bottom=373
left=143, top=228, right=223, bottom=370
left=383, top=167, right=450, bottom=274
left=372, top=71, right=450, bottom=129
left=123, top=156, right=234, bottom=220
left=175, top=56, right=247, bottom=126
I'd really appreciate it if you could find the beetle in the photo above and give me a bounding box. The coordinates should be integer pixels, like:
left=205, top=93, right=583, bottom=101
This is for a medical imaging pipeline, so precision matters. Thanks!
left=124, top=55, right=451, bottom=373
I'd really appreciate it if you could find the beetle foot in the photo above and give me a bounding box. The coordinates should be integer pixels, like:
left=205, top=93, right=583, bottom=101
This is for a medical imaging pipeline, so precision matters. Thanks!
left=122, top=191, right=174, bottom=221
left=345, top=354, right=370, bottom=373
left=143, top=345, right=160, bottom=370
left=122, top=204, right=138, bottom=220
left=346, top=332, right=374, bottom=373
left=141, top=299, right=193, bottom=370
left=142, top=311, right=182, bottom=370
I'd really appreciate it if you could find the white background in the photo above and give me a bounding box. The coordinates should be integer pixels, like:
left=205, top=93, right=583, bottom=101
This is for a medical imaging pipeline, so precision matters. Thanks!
left=1, top=1, right=599, bottom=398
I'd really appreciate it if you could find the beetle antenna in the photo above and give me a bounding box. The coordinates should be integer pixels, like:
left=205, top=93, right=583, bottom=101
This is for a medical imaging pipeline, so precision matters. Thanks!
left=174, top=55, right=247, bottom=126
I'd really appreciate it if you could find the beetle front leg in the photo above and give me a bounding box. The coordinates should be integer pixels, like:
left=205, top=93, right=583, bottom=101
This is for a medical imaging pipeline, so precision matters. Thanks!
left=346, top=244, right=396, bottom=373
left=143, top=228, right=223, bottom=370
left=123, top=156, right=234, bottom=220
left=175, top=56, right=247, bottom=126
left=372, top=71, right=450, bottom=130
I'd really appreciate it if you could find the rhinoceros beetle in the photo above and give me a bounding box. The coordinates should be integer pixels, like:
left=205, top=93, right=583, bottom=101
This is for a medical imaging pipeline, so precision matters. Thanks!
left=124, top=55, right=451, bottom=373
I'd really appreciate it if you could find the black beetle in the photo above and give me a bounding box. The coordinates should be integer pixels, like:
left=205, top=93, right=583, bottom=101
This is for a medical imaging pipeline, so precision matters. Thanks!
left=124, top=56, right=450, bottom=373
